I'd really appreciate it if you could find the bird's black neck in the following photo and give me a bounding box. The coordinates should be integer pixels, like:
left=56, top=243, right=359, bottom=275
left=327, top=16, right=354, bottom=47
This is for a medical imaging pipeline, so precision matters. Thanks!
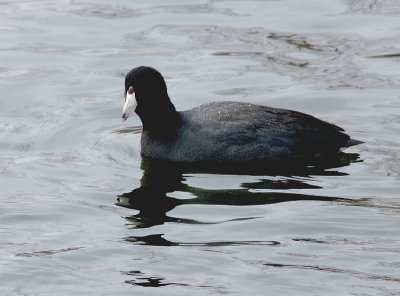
left=136, top=96, right=181, bottom=137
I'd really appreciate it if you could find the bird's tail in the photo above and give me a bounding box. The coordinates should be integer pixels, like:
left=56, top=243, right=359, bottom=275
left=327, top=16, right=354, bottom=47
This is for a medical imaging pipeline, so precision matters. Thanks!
left=345, top=138, right=364, bottom=147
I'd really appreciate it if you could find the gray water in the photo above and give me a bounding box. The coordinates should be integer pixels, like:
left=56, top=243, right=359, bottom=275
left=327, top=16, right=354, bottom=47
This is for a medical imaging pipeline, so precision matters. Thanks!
left=1, top=0, right=400, bottom=295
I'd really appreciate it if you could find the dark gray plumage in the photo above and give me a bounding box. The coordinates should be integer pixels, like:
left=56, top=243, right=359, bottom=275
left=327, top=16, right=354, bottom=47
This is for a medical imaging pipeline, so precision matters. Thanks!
left=122, top=66, right=361, bottom=165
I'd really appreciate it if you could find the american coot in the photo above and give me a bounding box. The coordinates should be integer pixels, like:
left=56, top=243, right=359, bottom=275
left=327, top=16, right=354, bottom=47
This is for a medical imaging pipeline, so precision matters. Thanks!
left=121, top=66, right=361, bottom=166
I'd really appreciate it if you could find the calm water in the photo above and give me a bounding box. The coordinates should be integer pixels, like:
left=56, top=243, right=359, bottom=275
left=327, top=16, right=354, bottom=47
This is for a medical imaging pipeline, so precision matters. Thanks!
left=1, top=0, right=400, bottom=295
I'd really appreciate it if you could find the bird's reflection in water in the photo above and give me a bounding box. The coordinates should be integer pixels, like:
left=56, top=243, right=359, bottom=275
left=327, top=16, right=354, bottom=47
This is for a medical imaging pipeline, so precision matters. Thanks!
left=116, top=152, right=361, bottom=234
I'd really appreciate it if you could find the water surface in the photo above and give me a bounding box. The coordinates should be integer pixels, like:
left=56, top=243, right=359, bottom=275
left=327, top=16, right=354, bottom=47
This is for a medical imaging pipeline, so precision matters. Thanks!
left=1, top=0, right=400, bottom=295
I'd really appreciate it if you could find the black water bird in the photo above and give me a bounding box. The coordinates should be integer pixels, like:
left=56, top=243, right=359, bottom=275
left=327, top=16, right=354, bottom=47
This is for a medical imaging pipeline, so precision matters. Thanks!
left=121, top=66, right=362, bottom=167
